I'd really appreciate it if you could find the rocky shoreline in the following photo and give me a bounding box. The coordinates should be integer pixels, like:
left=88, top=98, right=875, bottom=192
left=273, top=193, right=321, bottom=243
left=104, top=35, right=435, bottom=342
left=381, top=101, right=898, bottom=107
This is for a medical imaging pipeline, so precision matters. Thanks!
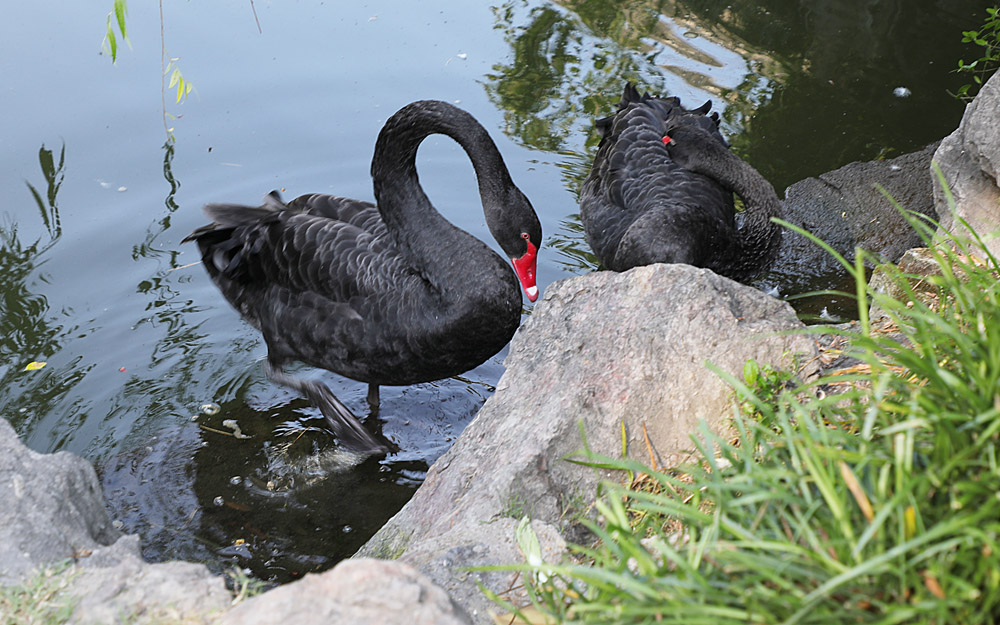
left=2, top=72, right=997, bottom=625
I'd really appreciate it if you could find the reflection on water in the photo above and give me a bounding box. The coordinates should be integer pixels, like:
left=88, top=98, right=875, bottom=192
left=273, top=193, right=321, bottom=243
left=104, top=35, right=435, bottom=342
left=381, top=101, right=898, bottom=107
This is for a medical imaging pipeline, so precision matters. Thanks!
left=0, top=144, right=85, bottom=438
left=547, top=214, right=600, bottom=273
left=25, top=143, right=65, bottom=242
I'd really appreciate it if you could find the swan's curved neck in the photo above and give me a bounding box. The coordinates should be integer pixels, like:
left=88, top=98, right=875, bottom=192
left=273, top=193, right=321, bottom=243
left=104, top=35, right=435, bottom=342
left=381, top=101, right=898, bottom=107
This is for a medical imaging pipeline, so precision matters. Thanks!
left=370, top=101, right=513, bottom=262
left=728, top=158, right=783, bottom=260
left=685, top=143, right=783, bottom=276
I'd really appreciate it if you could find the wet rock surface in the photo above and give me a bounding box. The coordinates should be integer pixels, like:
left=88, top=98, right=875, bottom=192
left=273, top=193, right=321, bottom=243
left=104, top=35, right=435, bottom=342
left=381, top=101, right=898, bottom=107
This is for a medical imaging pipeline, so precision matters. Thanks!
left=755, top=141, right=939, bottom=302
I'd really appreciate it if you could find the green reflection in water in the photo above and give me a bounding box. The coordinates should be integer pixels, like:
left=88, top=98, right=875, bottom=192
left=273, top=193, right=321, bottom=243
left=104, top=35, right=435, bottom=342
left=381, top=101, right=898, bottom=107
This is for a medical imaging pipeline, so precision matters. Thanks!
left=487, top=1, right=674, bottom=157
left=1, top=143, right=93, bottom=436
left=115, top=139, right=250, bottom=436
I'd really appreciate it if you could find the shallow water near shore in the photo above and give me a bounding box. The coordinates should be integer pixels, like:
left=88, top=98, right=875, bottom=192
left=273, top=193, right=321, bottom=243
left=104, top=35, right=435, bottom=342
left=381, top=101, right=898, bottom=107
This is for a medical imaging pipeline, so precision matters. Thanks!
left=0, top=0, right=985, bottom=583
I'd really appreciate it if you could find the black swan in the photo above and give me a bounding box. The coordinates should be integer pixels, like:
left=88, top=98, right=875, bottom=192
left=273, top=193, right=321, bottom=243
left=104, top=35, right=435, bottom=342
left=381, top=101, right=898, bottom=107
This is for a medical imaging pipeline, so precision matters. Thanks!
left=580, top=84, right=782, bottom=282
left=184, top=100, right=542, bottom=454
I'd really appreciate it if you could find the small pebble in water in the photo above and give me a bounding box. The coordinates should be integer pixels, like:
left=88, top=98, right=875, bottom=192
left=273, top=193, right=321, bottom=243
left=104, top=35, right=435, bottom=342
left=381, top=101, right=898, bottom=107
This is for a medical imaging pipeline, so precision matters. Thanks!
left=200, top=403, right=220, bottom=416
left=213, top=496, right=225, bottom=506
left=892, top=86, right=911, bottom=98
left=342, top=525, right=353, bottom=533
left=112, top=520, right=124, bottom=530
left=229, top=476, right=242, bottom=485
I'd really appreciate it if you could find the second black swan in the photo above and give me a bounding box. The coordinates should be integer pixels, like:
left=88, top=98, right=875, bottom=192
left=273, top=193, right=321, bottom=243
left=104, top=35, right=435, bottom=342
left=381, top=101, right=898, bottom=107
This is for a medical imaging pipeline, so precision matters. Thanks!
left=580, top=84, right=782, bottom=282
left=184, top=100, right=542, bottom=454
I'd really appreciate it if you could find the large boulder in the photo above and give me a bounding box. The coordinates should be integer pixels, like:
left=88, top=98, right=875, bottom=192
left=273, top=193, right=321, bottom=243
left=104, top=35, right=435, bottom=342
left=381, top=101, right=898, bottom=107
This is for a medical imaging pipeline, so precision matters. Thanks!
left=933, top=69, right=1000, bottom=257
left=359, top=264, right=817, bottom=622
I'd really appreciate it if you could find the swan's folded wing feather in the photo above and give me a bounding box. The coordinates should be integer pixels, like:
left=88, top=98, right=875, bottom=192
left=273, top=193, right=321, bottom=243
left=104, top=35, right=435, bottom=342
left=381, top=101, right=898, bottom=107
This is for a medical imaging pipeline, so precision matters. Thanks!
left=286, top=193, right=387, bottom=238
left=240, top=210, right=416, bottom=304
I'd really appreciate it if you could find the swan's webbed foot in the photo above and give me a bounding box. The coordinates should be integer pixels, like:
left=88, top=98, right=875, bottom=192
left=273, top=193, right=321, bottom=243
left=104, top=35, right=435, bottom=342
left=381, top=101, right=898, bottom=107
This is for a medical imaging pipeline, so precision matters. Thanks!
left=264, top=360, right=393, bottom=455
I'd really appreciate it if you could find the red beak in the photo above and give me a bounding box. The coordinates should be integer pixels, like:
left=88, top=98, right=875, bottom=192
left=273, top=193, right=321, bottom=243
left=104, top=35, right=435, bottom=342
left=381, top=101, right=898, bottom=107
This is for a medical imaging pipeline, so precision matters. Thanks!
left=511, top=239, right=539, bottom=302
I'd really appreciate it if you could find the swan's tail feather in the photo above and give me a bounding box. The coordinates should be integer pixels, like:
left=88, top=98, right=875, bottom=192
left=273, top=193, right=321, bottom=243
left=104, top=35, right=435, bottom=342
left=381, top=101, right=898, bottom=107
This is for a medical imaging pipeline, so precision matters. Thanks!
left=182, top=193, right=292, bottom=280
left=201, top=203, right=278, bottom=228
left=181, top=191, right=287, bottom=243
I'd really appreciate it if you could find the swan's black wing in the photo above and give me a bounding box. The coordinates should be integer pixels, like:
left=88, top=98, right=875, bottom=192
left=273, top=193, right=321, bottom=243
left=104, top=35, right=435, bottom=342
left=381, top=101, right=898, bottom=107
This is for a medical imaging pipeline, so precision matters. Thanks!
left=285, top=193, right=388, bottom=238
left=580, top=85, right=736, bottom=271
left=184, top=193, right=432, bottom=379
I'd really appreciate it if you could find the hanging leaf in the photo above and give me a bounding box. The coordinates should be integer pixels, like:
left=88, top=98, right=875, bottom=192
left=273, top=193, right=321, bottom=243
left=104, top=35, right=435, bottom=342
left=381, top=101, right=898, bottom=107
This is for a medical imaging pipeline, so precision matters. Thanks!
left=101, top=0, right=129, bottom=63
left=24, top=361, right=47, bottom=371
left=104, top=17, right=118, bottom=62
left=114, top=0, right=129, bottom=44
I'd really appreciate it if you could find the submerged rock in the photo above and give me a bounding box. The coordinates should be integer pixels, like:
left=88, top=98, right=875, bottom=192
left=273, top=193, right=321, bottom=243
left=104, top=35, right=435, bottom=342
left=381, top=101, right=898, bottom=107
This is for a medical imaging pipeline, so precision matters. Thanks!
left=754, top=141, right=939, bottom=299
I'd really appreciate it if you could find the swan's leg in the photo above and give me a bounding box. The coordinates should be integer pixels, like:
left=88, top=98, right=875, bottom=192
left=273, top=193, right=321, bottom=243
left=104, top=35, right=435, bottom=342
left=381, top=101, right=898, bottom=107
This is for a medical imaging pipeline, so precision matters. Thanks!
left=366, top=383, right=380, bottom=413
left=263, top=359, right=389, bottom=455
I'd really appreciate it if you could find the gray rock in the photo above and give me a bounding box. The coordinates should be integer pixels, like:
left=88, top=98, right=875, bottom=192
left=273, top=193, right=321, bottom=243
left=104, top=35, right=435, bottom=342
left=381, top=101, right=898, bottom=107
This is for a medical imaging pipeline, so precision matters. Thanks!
left=867, top=247, right=940, bottom=324
left=66, top=535, right=231, bottom=625
left=381, top=518, right=566, bottom=623
left=933, top=70, right=1000, bottom=258
left=221, top=558, right=474, bottom=625
left=0, top=419, right=231, bottom=624
left=0, top=418, right=120, bottom=585
left=755, top=142, right=939, bottom=297
left=360, top=264, right=817, bottom=622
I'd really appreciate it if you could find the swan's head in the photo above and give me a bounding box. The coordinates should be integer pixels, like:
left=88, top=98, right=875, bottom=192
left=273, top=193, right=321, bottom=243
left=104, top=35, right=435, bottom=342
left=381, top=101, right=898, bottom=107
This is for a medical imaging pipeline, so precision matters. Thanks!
left=486, top=187, right=542, bottom=302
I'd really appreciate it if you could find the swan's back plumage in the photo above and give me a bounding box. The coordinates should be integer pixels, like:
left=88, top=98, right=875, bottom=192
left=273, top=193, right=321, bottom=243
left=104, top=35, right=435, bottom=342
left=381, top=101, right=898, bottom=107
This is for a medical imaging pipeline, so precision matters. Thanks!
left=581, top=84, right=781, bottom=282
left=582, top=85, right=736, bottom=272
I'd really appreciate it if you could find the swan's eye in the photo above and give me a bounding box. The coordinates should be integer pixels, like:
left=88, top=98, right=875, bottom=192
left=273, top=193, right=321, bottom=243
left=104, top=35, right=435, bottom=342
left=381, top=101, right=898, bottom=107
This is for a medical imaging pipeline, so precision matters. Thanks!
left=521, top=233, right=530, bottom=241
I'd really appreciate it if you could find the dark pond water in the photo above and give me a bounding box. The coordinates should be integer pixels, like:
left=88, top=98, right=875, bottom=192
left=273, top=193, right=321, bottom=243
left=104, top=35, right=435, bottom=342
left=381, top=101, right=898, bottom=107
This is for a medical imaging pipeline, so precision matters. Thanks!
left=1, top=0, right=984, bottom=584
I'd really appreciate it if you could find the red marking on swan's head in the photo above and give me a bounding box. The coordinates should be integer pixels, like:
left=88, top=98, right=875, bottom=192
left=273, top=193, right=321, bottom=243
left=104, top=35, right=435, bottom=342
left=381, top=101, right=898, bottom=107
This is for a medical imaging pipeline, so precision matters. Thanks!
left=662, top=135, right=672, bottom=145
left=511, top=233, right=539, bottom=302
